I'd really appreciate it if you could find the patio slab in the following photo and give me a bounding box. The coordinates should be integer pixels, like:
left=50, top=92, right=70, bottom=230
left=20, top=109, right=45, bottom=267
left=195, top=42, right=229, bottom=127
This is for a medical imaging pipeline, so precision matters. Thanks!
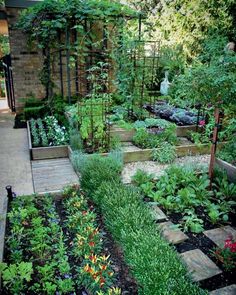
left=158, top=221, right=188, bottom=244
left=210, top=285, right=236, bottom=295
left=204, top=226, right=236, bottom=247
left=180, top=249, right=222, bottom=282
left=148, top=203, right=168, bottom=221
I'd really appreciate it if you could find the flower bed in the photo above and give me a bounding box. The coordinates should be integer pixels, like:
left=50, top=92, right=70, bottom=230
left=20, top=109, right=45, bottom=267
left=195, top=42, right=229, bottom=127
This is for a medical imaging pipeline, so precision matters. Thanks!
left=27, top=116, right=69, bottom=160
left=0, top=189, right=135, bottom=294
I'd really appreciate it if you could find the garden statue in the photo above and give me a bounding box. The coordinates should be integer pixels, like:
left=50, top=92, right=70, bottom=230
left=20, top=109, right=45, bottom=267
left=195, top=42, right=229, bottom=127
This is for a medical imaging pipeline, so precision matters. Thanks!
left=160, top=71, right=171, bottom=95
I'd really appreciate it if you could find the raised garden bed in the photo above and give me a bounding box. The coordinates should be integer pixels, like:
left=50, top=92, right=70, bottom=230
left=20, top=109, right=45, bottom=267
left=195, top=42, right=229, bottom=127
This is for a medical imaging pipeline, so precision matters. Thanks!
left=69, top=142, right=225, bottom=164
left=110, top=124, right=198, bottom=142
left=215, top=158, right=236, bottom=183
left=27, top=121, right=69, bottom=160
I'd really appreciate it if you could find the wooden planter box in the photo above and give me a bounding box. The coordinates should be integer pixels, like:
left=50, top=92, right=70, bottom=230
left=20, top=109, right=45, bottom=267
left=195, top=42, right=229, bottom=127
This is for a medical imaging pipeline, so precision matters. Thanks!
left=215, top=158, right=236, bottom=183
left=110, top=125, right=198, bottom=142
left=27, top=121, right=69, bottom=160
left=69, top=142, right=226, bottom=164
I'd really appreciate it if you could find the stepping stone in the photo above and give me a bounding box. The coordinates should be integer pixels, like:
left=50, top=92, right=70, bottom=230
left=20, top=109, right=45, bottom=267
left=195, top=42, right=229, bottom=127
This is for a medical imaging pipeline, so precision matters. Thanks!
left=180, top=249, right=222, bottom=282
left=204, top=226, right=236, bottom=247
left=148, top=203, right=167, bottom=221
left=210, top=285, right=236, bottom=295
left=158, top=221, right=188, bottom=244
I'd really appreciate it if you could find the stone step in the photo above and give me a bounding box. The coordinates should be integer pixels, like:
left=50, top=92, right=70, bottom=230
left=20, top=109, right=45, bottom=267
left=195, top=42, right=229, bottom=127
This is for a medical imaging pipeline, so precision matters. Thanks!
left=148, top=203, right=168, bottom=221
left=158, top=221, right=188, bottom=244
left=180, top=249, right=222, bottom=282
left=204, top=226, right=236, bottom=248
left=210, top=285, right=236, bottom=295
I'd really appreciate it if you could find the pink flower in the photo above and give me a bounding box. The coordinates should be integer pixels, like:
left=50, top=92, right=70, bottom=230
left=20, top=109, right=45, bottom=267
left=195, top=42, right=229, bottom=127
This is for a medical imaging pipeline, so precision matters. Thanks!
left=224, top=236, right=236, bottom=252
left=199, top=120, right=205, bottom=126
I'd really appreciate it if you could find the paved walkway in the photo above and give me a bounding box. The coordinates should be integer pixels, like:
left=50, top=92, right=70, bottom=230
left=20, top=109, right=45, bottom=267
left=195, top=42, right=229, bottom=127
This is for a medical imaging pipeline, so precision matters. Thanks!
left=32, top=158, right=79, bottom=194
left=0, top=110, right=34, bottom=262
left=0, top=110, right=34, bottom=201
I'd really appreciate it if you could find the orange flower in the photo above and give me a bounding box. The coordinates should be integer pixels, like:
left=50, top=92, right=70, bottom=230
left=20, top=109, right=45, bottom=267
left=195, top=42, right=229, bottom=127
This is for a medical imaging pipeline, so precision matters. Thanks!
left=100, top=277, right=106, bottom=288
left=89, top=267, right=95, bottom=275
left=89, top=241, right=95, bottom=247
left=92, top=273, right=98, bottom=279
left=101, top=255, right=110, bottom=262
left=89, top=254, right=98, bottom=263
left=99, top=264, right=107, bottom=271
left=83, top=264, right=90, bottom=272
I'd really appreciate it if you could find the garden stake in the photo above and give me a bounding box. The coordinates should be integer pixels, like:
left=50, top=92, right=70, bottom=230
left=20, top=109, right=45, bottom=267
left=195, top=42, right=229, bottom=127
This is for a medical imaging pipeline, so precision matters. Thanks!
left=208, top=106, right=223, bottom=189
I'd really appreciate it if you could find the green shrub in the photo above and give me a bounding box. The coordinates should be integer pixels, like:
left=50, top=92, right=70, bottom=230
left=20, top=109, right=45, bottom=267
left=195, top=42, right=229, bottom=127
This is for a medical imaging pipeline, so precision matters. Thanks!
left=133, top=121, right=177, bottom=149
left=69, top=129, right=83, bottom=151
left=152, top=142, right=176, bottom=164
left=24, top=97, right=44, bottom=108
left=24, top=106, right=46, bottom=121
left=72, top=154, right=122, bottom=195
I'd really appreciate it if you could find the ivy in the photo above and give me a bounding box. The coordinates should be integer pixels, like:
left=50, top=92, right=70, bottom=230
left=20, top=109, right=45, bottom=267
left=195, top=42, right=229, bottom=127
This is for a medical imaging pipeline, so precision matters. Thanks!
left=17, top=0, right=139, bottom=48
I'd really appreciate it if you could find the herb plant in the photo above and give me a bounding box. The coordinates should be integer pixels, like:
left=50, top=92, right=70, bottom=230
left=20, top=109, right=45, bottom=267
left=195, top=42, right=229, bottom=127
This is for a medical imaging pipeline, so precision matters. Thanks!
left=152, top=142, right=176, bottom=164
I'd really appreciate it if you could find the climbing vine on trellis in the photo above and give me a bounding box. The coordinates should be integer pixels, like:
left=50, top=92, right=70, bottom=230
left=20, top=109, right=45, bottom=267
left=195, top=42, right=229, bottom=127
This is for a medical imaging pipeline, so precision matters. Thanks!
left=17, top=0, right=140, bottom=102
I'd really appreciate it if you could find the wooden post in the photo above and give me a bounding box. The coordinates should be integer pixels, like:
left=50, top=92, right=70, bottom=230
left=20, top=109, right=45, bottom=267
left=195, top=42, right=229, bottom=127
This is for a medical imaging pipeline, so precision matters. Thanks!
left=208, top=106, right=222, bottom=188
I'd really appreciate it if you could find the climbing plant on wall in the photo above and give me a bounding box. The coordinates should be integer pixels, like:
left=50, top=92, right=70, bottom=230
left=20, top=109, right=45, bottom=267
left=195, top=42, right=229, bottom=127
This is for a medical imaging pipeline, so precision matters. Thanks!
left=17, top=0, right=139, bottom=101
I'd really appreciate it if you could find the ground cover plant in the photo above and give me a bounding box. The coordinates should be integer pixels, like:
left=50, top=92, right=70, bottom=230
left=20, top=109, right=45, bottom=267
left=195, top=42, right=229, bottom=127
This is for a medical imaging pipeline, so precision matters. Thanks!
left=72, top=153, right=207, bottom=295
left=132, top=166, right=236, bottom=233
left=29, top=116, right=68, bottom=147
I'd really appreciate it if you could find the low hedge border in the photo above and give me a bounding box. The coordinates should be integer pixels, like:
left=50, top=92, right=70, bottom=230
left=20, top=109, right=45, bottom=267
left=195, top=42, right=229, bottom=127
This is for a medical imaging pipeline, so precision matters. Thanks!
left=73, top=154, right=208, bottom=295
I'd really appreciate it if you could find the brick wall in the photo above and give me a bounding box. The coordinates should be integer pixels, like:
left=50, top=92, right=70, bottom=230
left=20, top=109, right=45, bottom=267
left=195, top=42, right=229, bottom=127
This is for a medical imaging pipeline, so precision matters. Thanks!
left=6, top=7, right=116, bottom=112
left=6, top=7, right=45, bottom=111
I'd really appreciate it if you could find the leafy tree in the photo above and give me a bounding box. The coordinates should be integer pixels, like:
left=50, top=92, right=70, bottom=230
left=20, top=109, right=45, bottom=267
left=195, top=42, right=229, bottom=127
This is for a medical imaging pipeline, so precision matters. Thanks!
left=170, top=39, right=236, bottom=108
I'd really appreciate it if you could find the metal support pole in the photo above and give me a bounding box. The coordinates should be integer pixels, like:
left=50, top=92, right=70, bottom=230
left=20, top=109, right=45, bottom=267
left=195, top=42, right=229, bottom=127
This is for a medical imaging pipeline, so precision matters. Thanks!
left=138, top=14, right=142, bottom=41
left=66, top=24, right=71, bottom=104
left=58, top=31, right=64, bottom=97
left=74, top=25, right=79, bottom=97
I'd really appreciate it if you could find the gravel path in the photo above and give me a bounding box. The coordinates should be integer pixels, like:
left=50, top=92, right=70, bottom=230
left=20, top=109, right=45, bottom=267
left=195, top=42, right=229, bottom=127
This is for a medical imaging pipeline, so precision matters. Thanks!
left=122, top=155, right=211, bottom=184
